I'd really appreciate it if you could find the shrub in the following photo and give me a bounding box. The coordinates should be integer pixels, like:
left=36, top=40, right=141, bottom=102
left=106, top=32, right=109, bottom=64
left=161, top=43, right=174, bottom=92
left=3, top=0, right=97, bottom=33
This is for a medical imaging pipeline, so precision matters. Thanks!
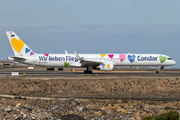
left=169, top=111, right=179, bottom=120
left=155, top=111, right=179, bottom=120
left=143, top=111, right=179, bottom=120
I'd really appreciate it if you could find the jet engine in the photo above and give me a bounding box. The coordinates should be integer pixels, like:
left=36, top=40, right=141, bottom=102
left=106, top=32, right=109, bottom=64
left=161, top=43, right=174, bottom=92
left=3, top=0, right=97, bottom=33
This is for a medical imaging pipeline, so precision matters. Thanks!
left=160, top=66, right=164, bottom=69
left=99, top=64, right=114, bottom=71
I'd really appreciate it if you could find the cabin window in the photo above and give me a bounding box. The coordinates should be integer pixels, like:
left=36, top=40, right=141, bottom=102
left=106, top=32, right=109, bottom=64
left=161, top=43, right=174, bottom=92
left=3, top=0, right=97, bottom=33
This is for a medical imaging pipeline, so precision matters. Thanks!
left=167, top=58, right=172, bottom=60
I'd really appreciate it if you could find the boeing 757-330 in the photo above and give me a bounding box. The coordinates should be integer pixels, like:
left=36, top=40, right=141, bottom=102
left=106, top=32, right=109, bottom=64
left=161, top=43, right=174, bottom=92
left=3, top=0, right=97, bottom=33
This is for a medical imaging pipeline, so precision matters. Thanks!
left=6, top=31, right=176, bottom=74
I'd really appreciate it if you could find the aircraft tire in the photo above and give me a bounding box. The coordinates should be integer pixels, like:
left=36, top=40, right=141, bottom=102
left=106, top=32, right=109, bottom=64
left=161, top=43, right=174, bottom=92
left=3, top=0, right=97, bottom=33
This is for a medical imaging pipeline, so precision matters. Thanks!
left=84, top=70, right=93, bottom=74
left=156, top=71, right=160, bottom=74
left=58, top=68, right=63, bottom=71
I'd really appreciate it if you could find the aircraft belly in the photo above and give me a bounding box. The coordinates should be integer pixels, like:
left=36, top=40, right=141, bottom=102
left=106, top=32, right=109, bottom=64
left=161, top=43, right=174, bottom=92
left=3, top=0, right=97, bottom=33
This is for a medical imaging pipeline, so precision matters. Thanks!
left=48, top=61, right=64, bottom=67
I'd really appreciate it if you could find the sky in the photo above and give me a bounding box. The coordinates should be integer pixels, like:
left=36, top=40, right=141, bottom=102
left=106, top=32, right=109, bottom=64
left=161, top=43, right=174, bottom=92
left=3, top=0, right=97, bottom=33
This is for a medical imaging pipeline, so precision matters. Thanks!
left=0, top=0, right=180, bottom=68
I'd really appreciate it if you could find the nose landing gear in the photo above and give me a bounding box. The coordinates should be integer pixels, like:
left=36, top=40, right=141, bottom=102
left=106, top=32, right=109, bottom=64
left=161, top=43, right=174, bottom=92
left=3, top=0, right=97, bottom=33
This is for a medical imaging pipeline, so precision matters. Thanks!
left=156, top=70, right=160, bottom=74
left=156, top=66, right=164, bottom=74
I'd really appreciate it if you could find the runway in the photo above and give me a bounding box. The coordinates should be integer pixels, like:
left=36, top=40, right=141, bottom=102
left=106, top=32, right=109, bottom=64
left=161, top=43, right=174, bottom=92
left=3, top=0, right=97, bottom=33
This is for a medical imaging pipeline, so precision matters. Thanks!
left=0, top=69, right=179, bottom=75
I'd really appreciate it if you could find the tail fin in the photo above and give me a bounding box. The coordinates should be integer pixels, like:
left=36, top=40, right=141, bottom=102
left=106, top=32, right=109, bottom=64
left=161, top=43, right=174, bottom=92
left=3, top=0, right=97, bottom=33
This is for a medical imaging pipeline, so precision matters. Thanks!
left=6, top=31, right=35, bottom=57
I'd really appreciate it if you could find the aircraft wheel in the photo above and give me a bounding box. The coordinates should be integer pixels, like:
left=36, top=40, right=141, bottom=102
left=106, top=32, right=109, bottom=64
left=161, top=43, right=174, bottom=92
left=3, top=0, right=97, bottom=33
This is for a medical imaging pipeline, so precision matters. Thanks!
left=156, top=71, right=160, bottom=74
left=84, top=70, right=93, bottom=74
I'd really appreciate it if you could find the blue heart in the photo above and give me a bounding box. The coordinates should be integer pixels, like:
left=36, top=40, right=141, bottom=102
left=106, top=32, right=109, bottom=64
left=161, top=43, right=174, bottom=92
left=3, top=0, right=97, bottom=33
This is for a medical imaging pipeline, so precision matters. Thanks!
left=128, top=55, right=136, bottom=63
left=25, top=48, right=30, bottom=53
left=101, top=64, right=105, bottom=68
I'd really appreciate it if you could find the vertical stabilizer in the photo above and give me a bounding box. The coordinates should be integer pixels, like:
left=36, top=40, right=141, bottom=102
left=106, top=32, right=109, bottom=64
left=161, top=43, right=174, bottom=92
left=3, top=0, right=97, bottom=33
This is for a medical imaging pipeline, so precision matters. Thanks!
left=6, top=31, right=36, bottom=57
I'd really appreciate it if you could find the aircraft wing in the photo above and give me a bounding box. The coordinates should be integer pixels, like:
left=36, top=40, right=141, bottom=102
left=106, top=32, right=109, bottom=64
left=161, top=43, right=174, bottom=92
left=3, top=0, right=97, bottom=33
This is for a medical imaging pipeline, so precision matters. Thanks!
left=74, top=51, right=102, bottom=67
left=80, top=59, right=102, bottom=67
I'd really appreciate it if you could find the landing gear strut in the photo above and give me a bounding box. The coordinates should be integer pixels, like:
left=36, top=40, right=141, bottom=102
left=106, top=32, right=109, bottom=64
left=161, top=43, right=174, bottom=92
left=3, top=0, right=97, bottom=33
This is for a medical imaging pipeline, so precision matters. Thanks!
left=156, top=66, right=161, bottom=74
left=84, top=66, right=93, bottom=74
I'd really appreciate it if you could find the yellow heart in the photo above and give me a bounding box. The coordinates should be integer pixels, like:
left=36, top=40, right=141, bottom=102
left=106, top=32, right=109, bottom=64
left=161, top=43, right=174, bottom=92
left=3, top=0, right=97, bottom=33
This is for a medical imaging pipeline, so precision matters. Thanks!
left=11, top=38, right=25, bottom=53
left=106, top=64, right=110, bottom=68
left=100, top=54, right=106, bottom=57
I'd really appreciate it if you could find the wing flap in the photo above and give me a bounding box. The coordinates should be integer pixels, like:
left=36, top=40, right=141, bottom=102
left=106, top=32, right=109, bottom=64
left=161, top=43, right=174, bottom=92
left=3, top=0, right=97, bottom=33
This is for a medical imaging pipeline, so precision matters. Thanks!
left=74, top=51, right=102, bottom=67
left=80, top=59, right=102, bottom=67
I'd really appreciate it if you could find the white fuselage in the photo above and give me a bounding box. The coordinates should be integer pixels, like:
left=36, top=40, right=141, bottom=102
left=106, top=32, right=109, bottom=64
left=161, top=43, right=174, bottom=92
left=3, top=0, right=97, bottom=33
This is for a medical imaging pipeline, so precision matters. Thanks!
left=21, top=53, right=176, bottom=67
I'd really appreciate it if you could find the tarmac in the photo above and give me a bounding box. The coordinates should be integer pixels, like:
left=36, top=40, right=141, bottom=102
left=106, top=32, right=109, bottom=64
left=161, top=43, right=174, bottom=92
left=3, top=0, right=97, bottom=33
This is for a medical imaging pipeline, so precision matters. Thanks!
left=0, top=66, right=179, bottom=75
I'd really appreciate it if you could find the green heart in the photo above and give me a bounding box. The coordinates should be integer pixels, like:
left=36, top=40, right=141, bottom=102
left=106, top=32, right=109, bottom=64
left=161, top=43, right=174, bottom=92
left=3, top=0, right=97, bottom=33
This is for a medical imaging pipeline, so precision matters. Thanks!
left=64, top=62, right=70, bottom=67
left=159, top=55, right=167, bottom=63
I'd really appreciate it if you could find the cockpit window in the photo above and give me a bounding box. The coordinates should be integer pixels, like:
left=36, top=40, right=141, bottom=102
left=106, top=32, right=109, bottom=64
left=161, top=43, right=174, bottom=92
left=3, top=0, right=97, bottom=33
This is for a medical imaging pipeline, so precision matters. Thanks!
left=167, top=58, right=172, bottom=60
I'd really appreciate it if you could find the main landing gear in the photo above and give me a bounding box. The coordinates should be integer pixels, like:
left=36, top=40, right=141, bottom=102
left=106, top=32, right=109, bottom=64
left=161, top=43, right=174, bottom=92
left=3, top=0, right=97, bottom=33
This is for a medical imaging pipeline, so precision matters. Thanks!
left=84, top=66, right=93, bottom=74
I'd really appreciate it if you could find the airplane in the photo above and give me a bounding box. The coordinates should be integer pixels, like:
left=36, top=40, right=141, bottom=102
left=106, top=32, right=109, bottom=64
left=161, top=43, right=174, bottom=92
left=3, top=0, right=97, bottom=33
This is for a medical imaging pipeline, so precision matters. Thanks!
left=6, top=31, right=176, bottom=74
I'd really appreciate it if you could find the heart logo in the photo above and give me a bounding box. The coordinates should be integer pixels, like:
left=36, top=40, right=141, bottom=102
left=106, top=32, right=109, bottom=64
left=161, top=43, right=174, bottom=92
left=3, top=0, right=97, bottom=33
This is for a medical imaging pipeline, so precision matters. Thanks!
left=100, top=54, right=106, bottom=57
left=159, top=55, right=167, bottom=63
left=30, top=52, right=34, bottom=56
left=128, top=55, right=136, bottom=63
left=119, top=54, right=126, bottom=62
left=11, top=38, right=25, bottom=53
left=106, top=64, right=110, bottom=68
left=44, top=54, right=49, bottom=57
left=64, top=62, right=70, bottom=67
left=108, top=54, right=114, bottom=58
left=25, top=48, right=30, bottom=53
left=101, top=64, right=105, bottom=68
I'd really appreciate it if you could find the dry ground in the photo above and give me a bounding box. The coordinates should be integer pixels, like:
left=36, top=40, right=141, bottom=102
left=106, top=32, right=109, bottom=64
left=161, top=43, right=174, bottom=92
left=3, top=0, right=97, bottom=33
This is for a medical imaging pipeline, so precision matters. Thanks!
left=0, top=74, right=179, bottom=99
left=0, top=67, right=180, bottom=119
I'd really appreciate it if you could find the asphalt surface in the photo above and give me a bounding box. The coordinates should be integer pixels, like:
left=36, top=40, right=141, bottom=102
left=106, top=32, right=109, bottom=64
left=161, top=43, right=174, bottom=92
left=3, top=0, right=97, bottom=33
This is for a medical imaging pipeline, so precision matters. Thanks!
left=0, top=70, right=179, bottom=75
left=0, top=67, right=179, bottom=75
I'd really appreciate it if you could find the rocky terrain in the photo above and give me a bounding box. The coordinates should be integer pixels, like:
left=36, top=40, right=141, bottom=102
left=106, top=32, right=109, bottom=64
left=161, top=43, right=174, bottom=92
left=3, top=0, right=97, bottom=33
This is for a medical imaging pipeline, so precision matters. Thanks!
left=0, top=97, right=180, bottom=120
left=0, top=73, right=179, bottom=119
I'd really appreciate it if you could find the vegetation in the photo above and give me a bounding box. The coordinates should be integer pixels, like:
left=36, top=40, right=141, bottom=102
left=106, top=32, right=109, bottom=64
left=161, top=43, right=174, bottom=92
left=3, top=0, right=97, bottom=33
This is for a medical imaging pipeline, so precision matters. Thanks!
left=143, top=111, right=179, bottom=120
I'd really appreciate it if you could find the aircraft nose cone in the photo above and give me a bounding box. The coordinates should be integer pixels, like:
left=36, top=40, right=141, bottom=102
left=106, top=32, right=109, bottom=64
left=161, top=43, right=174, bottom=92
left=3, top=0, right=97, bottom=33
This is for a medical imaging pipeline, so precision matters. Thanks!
left=172, top=60, right=176, bottom=65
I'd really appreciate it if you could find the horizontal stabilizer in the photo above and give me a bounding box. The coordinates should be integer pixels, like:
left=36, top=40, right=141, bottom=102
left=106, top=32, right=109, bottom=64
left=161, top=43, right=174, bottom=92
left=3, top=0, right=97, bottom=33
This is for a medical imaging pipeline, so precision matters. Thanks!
left=8, top=56, right=27, bottom=61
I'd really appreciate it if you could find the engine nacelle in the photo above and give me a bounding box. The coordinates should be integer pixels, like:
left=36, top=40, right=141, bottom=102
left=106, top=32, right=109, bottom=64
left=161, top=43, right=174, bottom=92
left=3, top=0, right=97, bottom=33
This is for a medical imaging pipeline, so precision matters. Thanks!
left=99, top=64, right=114, bottom=71
left=160, top=66, right=164, bottom=69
